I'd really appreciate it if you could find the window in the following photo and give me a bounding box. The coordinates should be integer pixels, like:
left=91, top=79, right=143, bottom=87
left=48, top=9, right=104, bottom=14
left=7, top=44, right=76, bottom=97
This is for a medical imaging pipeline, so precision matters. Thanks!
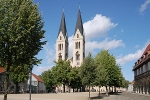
left=75, top=42, right=80, bottom=49
left=77, top=34, right=79, bottom=38
left=76, top=51, right=80, bottom=61
left=60, top=36, right=62, bottom=40
left=62, top=44, right=63, bottom=50
left=77, top=62, right=80, bottom=65
left=75, top=42, right=78, bottom=49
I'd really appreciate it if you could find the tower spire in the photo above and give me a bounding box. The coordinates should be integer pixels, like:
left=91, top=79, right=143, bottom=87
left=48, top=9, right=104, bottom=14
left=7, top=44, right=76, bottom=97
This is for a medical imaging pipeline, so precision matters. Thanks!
left=74, top=7, right=84, bottom=36
left=57, top=8, right=67, bottom=40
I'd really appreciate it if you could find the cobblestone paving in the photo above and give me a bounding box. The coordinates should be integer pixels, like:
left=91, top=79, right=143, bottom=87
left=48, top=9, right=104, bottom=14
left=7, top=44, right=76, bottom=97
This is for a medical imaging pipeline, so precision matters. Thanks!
left=98, top=92, right=150, bottom=100
left=0, top=91, right=150, bottom=100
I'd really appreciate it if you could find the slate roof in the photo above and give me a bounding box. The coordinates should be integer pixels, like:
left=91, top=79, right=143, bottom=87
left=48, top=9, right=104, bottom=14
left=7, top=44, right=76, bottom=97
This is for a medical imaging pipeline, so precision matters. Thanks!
left=74, top=9, right=84, bottom=36
left=58, top=12, right=68, bottom=39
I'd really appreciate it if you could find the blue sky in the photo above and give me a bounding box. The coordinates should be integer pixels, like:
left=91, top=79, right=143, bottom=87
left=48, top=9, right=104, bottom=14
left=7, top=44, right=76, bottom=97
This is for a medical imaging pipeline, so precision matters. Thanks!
left=32, top=0, right=150, bottom=82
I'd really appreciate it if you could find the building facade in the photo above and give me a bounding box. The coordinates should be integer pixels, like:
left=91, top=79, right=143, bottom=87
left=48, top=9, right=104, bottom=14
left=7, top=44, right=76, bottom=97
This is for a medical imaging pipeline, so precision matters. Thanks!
left=133, top=44, right=150, bottom=94
left=0, top=67, right=46, bottom=93
left=56, top=8, right=85, bottom=67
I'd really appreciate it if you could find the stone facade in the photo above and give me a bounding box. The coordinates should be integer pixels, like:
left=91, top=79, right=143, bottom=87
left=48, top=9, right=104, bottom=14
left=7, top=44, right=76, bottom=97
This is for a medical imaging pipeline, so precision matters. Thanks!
left=133, top=44, right=150, bottom=94
left=56, top=9, right=85, bottom=67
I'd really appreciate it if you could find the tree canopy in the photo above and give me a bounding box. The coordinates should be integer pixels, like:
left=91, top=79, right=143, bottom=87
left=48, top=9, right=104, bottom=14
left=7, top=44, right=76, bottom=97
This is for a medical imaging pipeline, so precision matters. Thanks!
left=0, top=0, right=46, bottom=99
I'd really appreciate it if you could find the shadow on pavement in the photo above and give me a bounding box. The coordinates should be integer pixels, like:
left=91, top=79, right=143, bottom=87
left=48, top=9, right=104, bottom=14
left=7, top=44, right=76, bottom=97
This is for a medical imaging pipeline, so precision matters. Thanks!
left=90, top=92, right=122, bottom=100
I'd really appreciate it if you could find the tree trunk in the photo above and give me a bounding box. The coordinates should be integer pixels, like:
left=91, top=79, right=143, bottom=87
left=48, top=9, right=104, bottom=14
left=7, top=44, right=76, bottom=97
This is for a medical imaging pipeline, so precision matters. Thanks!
left=99, top=86, right=100, bottom=97
left=73, top=88, right=74, bottom=92
left=112, top=86, right=113, bottom=93
left=4, top=64, right=10, bottom=100
left=63, top=84, right=65, bottom=93
left=115, top=87, right=116, bottom=92
left=15, top=82, right=19, bottom=93
left=106, top=86, right=108, bottom=96
left=89, top=85, right=90, bottom=99
left=109, top=86, right=111, bottom=92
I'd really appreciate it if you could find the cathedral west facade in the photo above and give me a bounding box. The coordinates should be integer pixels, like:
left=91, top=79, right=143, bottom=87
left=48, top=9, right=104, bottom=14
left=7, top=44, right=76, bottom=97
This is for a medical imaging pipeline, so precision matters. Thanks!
left=56, top=8, right=85, bottom=67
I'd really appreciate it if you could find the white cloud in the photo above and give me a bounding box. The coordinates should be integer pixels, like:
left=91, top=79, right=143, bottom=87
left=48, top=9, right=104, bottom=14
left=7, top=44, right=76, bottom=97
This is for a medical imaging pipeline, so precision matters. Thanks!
left=139, top=0, right=150, bottom=12
left=85, top=38, right=125, bottom=54
left=116, top=41, right=150, bottom=65
left=83, top=14, right=118, bottom=41
left=43, top=43, right=55, bottom=64
left=36, top=66, right=52, bottom=72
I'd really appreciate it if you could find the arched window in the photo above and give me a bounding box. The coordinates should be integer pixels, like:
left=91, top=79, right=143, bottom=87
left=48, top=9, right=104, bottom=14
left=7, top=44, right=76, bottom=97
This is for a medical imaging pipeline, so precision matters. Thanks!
left=79, top=42, right=80, bottom=49
left=58, top=44, right=61, bottom=50
left=77, top=34, right=79, bottom=38
left=58, top=53, right=62, bottom=60
left=62, top=44, right=63, bottom=50
left=60, top=36, right=62, bottom=40
left=76, top=51, right=80, bottom=61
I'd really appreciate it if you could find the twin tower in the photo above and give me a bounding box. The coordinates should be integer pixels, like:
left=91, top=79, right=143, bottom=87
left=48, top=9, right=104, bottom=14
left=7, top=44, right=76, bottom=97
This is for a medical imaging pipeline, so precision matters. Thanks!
left=56, top=9, right=85, bottom=67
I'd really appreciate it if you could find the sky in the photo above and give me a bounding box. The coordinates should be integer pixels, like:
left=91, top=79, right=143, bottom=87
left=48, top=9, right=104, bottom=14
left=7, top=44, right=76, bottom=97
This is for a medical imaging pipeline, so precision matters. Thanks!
left=32, top=0, right=150, bottom=82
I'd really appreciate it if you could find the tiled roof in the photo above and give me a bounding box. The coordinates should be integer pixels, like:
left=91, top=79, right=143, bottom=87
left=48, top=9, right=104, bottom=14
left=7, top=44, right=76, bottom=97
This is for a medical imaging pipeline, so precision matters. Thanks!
left=0, top=67, right=5, bottom=73
left=142, top=44, right=150, bottom=55
left=32, top=73, right=43, bottom=82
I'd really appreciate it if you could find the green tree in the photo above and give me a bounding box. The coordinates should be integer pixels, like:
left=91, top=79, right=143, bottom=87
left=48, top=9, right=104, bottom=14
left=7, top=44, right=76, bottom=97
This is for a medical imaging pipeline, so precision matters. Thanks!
left=41, top=69, right=57, bottom=92
left=53, top=60, right=71, bottom=93
left=0, top=0, right=46, bottom=99
left=94, top=50, right=122, bottom=95
left=94, top=63, right=108, bottom=97
left=9, top=65, right=30, bottom=93
left=80, top=53, right=96, bottom=99
left=69, top=67, right=82, bottom=92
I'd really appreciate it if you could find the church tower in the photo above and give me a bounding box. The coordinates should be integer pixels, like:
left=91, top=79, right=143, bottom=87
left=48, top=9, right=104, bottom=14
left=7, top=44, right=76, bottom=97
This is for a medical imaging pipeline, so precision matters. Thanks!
left=56, top=11, right=68, bottom=61
left=72, top=8, right=85, bottom=67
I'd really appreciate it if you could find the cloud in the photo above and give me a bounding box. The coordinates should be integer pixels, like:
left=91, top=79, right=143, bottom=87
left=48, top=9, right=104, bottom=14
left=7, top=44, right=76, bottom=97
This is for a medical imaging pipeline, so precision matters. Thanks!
left=116, top=40, right=150, bottom=65
left=85, top=38, right=125, bottom=54
left=83, top=14, right=118, bottom=41
left=43, top=43, right=55, bottom=64
left=36, top=66, right=52, bottom=72
left=67, top=14, right=123, bottom=58
left=139, top=0, right=150, bottom=12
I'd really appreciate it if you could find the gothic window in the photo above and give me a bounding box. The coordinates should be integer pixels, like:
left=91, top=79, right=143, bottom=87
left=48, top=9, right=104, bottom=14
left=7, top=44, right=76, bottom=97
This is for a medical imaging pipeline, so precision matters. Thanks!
left=60, top=36, right=62, bottom=40
left=75, top=42, right=78, bottom=49
left=76, top=51, right=80, bottom=61
left=58, top=44, right=61, bottom=50
left=58, top=53, right=62, bottom=60
left=75, top=42, right=80, bottom=49
left=77, top=34, right=79, bottom=38
left=62, top=44, right=63, bottom=50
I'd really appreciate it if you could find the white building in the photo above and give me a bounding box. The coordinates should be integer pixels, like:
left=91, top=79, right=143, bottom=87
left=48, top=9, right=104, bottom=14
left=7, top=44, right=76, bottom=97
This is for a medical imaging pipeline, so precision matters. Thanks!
left=56, top=8, right=85, bottom=67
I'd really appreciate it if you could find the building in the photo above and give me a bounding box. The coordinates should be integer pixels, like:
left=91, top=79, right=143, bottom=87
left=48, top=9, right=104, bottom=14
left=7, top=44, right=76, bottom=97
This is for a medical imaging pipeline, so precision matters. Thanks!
left=133, top=44, right=150, bottom=94
left=28, top=73, right=46, bottom=93
left=56, top=8, right=85, bottom=67
left=0, top=67, right=46, bottom=93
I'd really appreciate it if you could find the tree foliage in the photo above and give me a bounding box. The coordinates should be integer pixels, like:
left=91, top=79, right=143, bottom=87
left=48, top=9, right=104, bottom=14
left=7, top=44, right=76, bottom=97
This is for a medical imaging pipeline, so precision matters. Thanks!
left=9, top=65, right=30, bottom=93
left=69, top=67, right=82, bottom=92
left=0, top=0, right=46, bottom=99
left=41, top=69, right=57, bottom=92
left=52, top=60, right=71, bottom=92
left=80, top=53, right=96, bottom=98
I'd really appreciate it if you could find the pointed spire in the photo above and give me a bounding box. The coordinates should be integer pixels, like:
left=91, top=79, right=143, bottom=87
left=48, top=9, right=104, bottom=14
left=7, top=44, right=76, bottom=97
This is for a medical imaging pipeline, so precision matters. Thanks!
left=58, top=8, right=67, bottom=39
left=74, top=7, right=84, bottom=36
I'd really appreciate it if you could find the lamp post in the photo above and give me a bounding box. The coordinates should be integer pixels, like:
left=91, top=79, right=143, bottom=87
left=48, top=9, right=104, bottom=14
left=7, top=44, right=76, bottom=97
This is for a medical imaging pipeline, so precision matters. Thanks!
left=29, top=67, right=32, bottom=100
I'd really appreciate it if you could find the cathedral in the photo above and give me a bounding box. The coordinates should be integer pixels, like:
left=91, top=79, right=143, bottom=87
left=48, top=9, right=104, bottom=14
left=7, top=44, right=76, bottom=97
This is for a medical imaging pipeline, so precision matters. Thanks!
left=56, top=8, right=85, bottom=67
